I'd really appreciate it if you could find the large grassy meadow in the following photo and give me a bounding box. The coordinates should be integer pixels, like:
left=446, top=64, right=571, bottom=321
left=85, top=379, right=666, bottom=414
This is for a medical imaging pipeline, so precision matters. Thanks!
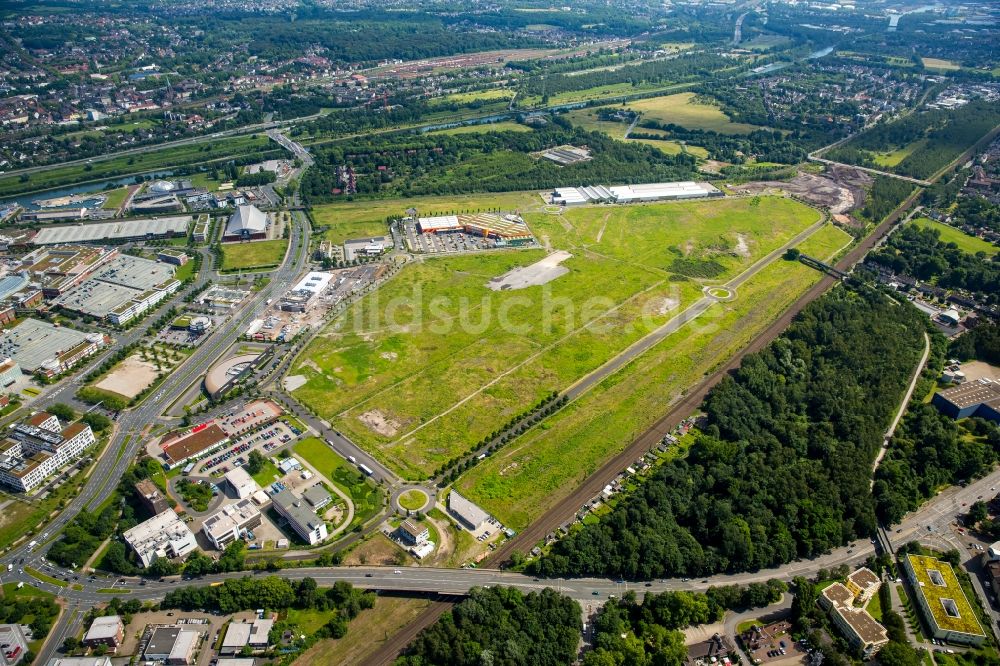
left=625, top=92, right=760, bottom=134
left=292, top=196, right=821, bottom=479
left=458, top=222, right=852, bottom=529
left=220, top=239, right=289, bottom=271
left=912, top=217, right=998, bottom=256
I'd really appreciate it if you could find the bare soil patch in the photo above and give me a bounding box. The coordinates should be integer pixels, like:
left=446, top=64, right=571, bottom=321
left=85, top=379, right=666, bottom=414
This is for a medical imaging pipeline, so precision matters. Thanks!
left=94, top=355, right=160, bottom=399
left=358, top=409, right=403, bottom=437
left=487, top=250, right=572, bottom=291
left=283, top=374, right=308, bottom=391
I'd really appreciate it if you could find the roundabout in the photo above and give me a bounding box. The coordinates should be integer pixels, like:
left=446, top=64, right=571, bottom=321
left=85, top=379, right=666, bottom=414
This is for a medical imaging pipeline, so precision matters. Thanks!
left=704, top=286, right=736, bottom=302
left=392, top=485, right=433, bottom=514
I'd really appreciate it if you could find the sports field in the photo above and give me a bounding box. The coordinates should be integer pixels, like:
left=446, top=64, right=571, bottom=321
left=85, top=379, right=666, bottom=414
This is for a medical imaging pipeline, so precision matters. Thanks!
left=912, top=217, right=998, bottom=256
left=458, top=222, right=852, bottom=528
left=292, top=196, right=821, bottom=479
left=625, top=92, right=760, bottom=134
left=922, top=57, right=960, bottom=71
left=220, top=239, right=288, bottom=271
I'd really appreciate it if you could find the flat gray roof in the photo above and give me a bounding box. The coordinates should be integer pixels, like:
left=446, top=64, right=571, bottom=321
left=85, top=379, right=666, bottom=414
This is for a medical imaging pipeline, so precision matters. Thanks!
left=54, top=281, right=144, bottom=318
left=0, top=318, right=97, bottom=372
left=90, top=254, right=175, bottom=291
left=32, top=216, right=191, bottom=245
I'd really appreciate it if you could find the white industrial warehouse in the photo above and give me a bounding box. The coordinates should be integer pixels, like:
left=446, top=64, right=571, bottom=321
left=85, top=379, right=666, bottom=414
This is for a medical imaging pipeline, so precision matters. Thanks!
left=551, top=181, right=722, bottom=205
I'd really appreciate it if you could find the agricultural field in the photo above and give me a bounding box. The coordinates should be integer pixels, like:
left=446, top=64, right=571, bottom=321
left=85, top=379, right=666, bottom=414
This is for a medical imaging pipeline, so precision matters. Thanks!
left=220, top=239, right=288, bottom=271
left=922, top=57, right=960, bottom=71
left=458, top=222, right=852, bottom=529
left=624, top=92, right=761, bottom=134
left=291, top=196, right=821, bottom=479
left=310, top=190, right=540, bottom=246
left=912, top=217, right=999, bottom=256
left=0, top=134, right=277, bottom=198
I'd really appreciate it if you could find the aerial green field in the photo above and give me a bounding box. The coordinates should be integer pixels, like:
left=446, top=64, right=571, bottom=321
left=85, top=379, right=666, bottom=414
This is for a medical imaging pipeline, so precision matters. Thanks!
left=0, top=134, right=276, bottom=198
left=220, top=239, right=288, bottom=271
left=431, top=89, right=514, bottom=106
left=922, top=57, right=960, bottom=71
left=458, top=222, right=852, bottom=529
left=292, top=196, right=821, bottom=479
left=561, top=108, right=632, bottom=139
left=912, top=217, right=998, bottom=256
left=872, top=140, right=926, bottom=168
left=624, top=92, right=760, bottom=134
left=310, top=191, right=540, bottom=246
left=101, top=187, right=130, bottom=209
left=432, top=121, right=533, bottom=136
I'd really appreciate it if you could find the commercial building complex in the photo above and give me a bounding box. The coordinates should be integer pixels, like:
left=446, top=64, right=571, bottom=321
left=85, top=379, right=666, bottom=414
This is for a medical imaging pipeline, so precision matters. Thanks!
left=551, top=181, right=722, bottom=206
left=159, top=424, right=231, bottom=469
left=123, top=508, right=198, bottom=567
left=143, top=627, right=200, bottom=665
left=219, top=619, right=273, bottom=655
left=45, top=658, right=113, bottom=666
left=21, top=245, right=118, bottom=297
left=30, top=216, right=191, bottom=245
left=398, top=519, right=429, bottom=545
left=134, top=478, right=171, bottom=515
left=0, top=414, right=96, bottom=492
left=343, top=236, right=390, bottom=261
left=819, top=569, right=888, bottom=658
left=447, top=490, right=490, bottom=531
left=82, top=615, right=124, bottom=651
left=0, top=319, right=107, bottom=377
left=279, top=271, right=334, bottom=312
left=52, top=254, right=180, bottom=325
left=202, top=499, right=263, bottom=550
left=416, top=213, right=534, bottom=245
left=0, top=624, right=28, bottom=666
left=223, top=205, right=268, bottom=242
left=902, top=554, right=986, bottom=645
left=224, top=467, right=260, bottom=500
left=933, top=379, right=1000, bottom=423
left=271, top=488, right=328, bottom=545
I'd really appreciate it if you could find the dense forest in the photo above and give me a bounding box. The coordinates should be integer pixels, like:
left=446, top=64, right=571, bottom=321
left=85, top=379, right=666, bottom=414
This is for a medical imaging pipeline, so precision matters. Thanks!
left=868, top=225, right=1000, bottom=305
left=585, top=583, right=786, bottom=666
left=396, top=587, right=581, bottom=666
left=860, top=176, right=914, bottom=223
left=634, top=120, right=809, bottom=164
left=300, top=120, right=695, bottom=203
left=520, top=52, right=738, bottom=99
left=531, top=287, right=927, bottom=579
left=826, top=101, right=1000, bottom=180
left=950, top=322, right=1000, bottom=366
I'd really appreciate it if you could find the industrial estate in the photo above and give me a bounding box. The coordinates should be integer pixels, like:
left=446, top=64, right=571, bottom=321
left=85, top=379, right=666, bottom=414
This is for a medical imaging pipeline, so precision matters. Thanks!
left=0, top=0, right=999, bottom=665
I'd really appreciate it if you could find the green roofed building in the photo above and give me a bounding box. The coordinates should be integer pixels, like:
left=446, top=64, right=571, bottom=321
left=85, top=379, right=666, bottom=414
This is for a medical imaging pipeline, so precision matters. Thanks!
left=902, top=554, right=986, bottom=645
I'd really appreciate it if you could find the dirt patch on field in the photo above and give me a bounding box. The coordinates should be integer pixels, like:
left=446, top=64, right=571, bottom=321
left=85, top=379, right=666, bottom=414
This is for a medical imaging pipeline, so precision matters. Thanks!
left=358, top=409, right=402, bottom=437
left=488, top=250, right=572, bottom=291
left=380, top=352, right=398, bottom=361
left=299, top=358, right=323, bottom=373
left=730, top=167, right=872, bottom=215
left=658, top=296, right=681, bottom=314
left=94, top=355, right=159, bottom=399
left=283, top=374, right=308, bottom=391
left=734, top=233, right=751, bottom=258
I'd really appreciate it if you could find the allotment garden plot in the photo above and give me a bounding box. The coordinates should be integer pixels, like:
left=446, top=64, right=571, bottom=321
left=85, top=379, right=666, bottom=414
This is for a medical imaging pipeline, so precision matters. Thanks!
left=291, top=196, right=820, bottom=479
